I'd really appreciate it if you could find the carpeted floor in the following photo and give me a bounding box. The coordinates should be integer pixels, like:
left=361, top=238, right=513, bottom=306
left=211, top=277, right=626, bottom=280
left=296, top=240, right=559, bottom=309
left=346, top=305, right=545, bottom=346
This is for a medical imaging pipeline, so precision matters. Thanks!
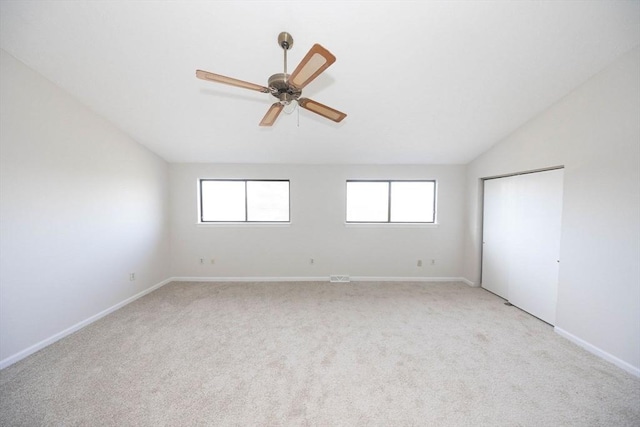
left=1, top=281, right=639, bottom=426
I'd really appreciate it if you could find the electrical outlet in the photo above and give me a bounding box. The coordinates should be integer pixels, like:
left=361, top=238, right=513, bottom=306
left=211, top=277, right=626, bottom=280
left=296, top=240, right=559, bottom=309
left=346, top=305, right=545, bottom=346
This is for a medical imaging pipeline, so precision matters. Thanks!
left=199, top=258, right=205, bottom=265
left=430, top=259, right=436, bottom=265
left=310, top=258, right=315, bottom=265
left=417, top=260, right=423, bottom=267
left=129, top=273, right=136, bottom=281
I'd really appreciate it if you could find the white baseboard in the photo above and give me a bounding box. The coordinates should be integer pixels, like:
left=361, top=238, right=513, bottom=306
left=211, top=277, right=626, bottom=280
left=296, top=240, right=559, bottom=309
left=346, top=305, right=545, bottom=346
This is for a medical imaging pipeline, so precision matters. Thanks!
left=351, top=276, right=473, bottom=283
left=171, top=276, right=329, bottom=282
left=0, top=277, right=173, bottom=370
left=459, top=277, right=477, bottom=287
left=171, top=276, right=471, bottom=284
left=554, top=327, right=640, bottom=378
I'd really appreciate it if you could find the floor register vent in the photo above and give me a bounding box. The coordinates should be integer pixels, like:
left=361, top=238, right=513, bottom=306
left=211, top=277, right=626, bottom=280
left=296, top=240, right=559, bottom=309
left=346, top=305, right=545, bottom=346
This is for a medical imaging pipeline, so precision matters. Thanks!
left=330, top=275, right=350, bottom=283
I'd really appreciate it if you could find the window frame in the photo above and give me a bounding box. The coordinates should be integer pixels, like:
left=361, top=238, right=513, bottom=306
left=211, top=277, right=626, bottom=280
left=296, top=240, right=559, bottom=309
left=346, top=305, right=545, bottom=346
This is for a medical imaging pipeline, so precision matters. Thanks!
left=199, top=179, right=291, bottom=223
left=345, top=179, right=437, bottom=224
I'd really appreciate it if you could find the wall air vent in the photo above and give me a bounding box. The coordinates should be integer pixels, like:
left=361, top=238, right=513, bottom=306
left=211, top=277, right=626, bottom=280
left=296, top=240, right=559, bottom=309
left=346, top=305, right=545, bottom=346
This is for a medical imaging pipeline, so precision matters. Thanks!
left=330, top=275, right=350, bottom=283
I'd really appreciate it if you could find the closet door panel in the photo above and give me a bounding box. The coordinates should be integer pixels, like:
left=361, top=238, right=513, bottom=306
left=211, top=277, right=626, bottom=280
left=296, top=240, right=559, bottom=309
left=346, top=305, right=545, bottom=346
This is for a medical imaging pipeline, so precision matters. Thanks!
left=481, top=178, right=512, bottom=299
left=507, top=169, right=563, bottom=325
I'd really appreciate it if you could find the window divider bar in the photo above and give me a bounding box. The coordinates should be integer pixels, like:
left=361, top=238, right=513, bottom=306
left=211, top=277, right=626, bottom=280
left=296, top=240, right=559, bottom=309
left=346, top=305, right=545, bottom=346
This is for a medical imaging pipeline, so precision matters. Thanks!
left=432, top=181, right=436, bottom=223
left=387, top=181, right=392, bottom=223
left=244, top=181, right=248, bottom=222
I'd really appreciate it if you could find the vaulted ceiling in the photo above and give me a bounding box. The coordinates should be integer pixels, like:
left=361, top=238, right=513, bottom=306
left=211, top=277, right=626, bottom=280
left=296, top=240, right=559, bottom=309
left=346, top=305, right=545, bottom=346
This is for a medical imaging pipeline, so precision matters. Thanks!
left=1, top=1, right=638, bottom=164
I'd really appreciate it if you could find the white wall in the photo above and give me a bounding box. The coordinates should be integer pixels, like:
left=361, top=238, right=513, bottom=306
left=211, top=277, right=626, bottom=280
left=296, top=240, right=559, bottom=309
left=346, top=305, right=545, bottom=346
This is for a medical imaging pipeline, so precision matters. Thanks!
left=0, top=50, right=171, bottom=364
left=170, top=164, right=466, bottom=280
left=463, top=47, right=640, bottom=372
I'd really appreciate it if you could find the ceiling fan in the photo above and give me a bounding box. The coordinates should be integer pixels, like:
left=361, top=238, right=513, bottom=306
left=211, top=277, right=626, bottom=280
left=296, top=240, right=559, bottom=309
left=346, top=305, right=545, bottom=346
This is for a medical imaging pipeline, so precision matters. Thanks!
left=196, top=32, right=346, bottom=126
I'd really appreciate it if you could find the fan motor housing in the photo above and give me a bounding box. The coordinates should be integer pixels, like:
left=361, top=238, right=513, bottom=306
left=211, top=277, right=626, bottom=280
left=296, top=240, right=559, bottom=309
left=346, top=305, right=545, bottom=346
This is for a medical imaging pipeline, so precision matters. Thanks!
left=268, top=73, right=302, bottom=104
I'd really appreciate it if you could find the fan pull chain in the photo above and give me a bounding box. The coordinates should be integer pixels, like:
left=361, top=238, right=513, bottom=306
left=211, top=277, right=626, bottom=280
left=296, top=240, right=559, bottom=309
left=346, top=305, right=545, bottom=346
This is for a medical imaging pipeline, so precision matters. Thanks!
left=297, top=102, right=300, bottom=127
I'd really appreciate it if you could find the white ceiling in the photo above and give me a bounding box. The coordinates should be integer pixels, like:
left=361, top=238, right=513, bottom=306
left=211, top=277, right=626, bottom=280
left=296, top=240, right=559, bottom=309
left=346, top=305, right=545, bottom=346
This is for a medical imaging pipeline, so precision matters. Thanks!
left=1, top=1, right=638, bottom=165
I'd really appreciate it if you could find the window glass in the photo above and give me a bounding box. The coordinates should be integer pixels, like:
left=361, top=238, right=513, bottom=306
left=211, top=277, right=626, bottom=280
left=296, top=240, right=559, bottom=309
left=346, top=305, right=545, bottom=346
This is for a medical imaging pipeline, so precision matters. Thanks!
left=390, top=181, right=435, bottom=222
left=247, top=181, right=290, bottom=222
left=346, top=181, right=389, bottom=222
left=201, top=180, right=246, bottom=221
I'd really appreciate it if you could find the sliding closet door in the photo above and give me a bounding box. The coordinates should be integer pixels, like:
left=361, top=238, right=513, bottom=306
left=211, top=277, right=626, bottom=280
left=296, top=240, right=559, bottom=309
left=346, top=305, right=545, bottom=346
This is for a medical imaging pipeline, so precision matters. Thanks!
left=481, top=169, right=564, bottom=325
left=507, top=169, right=563, bottom=324
left=481, top=178, right=512, bottom=299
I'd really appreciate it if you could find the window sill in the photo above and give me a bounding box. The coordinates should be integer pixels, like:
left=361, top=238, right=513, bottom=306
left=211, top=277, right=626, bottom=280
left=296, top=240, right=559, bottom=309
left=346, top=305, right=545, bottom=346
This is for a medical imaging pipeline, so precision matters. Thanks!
left=197, top=222, right=291, bottom=228
left=344, top=222, right=439, bottom=228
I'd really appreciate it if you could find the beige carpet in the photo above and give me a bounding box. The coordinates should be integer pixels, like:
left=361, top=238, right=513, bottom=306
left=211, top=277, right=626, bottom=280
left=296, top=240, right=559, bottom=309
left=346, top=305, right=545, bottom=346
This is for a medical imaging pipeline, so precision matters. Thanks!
left=1, top=281, right=639, bottom=426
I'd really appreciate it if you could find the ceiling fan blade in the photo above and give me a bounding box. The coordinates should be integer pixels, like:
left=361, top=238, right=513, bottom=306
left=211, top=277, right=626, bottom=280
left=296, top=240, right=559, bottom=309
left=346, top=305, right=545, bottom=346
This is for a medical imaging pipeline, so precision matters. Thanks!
left=289, top=44, right=336, bottom=89
left=196, top=70, right=269, bottom=93
left=259, top=103, right=284, bottom=126
left=298, top=98, right=347, bottom=123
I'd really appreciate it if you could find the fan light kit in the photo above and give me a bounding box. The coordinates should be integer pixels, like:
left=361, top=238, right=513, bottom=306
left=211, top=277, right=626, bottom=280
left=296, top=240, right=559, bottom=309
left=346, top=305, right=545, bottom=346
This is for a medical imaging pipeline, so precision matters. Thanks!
left=196, top=32, right=346, bottom=126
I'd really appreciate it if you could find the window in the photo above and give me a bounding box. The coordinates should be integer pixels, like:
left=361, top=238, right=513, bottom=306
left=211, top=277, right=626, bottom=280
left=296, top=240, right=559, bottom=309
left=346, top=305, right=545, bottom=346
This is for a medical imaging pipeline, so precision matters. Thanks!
left=346, top=180, right=436, bottom=223
left=199, top=179, right=290, bottom=222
